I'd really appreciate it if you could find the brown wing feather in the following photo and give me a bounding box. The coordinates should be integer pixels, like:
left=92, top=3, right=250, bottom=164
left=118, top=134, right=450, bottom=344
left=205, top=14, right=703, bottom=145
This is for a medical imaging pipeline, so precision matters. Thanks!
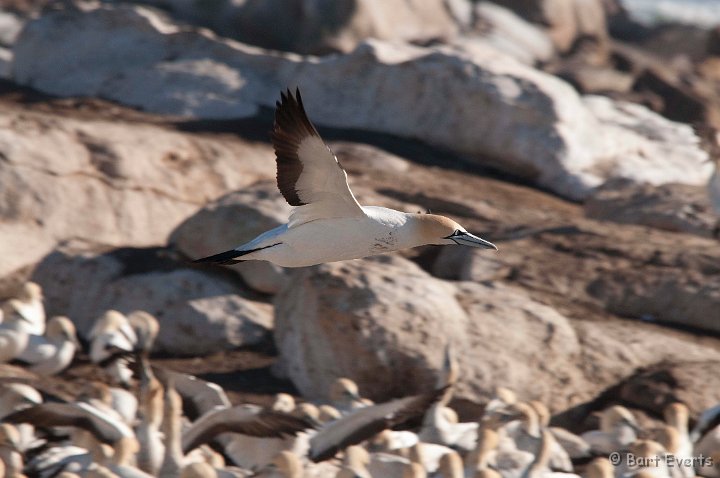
left=309, top=386, right=448, bottom=462
left=4, top=403, right=125, bottom=444
left=182, top=407, right=313, bottom=453
left=271, top=88, right=322, bottom=206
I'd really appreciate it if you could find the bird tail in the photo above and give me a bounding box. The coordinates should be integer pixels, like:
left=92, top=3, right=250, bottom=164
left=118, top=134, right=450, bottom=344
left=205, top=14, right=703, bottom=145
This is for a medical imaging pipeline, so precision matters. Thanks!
left=193, top=249, right=247, bottom=265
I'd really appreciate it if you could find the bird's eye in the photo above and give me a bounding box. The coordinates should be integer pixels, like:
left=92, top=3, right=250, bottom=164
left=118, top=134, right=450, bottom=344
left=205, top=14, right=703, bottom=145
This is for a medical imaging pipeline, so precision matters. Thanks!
left=444, top=230, right=464, bottom=239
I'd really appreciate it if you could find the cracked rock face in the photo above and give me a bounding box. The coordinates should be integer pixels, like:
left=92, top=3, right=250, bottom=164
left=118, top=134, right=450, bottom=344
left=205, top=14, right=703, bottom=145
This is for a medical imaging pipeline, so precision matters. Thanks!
left=0, top=105, right=274, bottom=289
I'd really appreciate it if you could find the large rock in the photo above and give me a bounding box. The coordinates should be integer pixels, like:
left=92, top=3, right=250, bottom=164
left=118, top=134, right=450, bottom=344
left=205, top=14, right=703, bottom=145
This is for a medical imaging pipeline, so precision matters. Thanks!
left=137, top=0, right=458, bottom=54
left=13, top=5, right=713, bottom=200
left=0, top=103, right=274, bottom=293
left=453, top=2, right=554, bottom=66
left=491, top=0, right=609, bottom=55
left=273, top=253, right=720, bottom=411
left=273, top=255, right=469, bottom=401
left=170, top=181, right=292, bottom=295
left=30, top=245, right=272, bottom=356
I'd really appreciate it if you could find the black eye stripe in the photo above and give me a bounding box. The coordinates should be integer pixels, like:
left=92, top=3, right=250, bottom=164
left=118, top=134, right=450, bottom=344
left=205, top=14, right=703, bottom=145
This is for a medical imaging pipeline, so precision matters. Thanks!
left=444, top=230, right=464, bottom=239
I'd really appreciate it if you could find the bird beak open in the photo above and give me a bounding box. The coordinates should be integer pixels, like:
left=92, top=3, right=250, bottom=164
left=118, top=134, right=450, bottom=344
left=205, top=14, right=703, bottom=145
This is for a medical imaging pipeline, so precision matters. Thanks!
left=451, top=232, right=497, bottom=250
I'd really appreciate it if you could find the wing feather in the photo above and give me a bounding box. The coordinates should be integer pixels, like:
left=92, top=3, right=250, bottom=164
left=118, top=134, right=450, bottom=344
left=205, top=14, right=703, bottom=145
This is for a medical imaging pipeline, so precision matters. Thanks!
left=270, top=88, right=365, bottom=226
left=309, top=386, right=447, bottom=462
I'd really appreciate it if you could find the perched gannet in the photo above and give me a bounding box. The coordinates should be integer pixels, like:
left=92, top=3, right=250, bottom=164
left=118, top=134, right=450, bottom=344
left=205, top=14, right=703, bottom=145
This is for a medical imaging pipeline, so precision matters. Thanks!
left=309, top=386, right=447, bottom=462
left=16, top=316, right=79, bottom=376
left=437, top=451, right=463, bottom=478
left=660, top=403, right=693, bottom=478
left=465, top=428, right=499, bottom=475
left=340, top=446, right=371, bottom=478
left=525, top=429, right=581, bottom=478
left=329, top=378, right=366, bottom=414
left=88, top=310, right=138, bottom=385
left=409, top=441, right=456, bottom=475
left=136, top=358, right=165, bottom=475
left=402, top=462, right=428, bottom=478
left=419, top=348, right=477, bottom=452
left=194, top=89, right=497, bottom=268
left=584, top=458, right=614, bottom=478
left=580, top=405, right=640, bottom=454
left=0, top=383, right=42, bottom=419
left=528, top=401, right=590, bottom=460
left=616, top=440, right=669, bottom=478
left=127, top=310, right=160, bottom=354
left=0, top=316, right=30, bottom=364
left=251, top=450, right=306, bottom=478
left=2, top=282, right=46, bottom=336
left=0, top=423, right=24, bottom=478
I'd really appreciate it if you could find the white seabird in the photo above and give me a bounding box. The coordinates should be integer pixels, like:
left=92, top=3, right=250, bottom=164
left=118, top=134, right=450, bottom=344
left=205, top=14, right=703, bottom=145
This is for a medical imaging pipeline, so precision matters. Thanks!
left=1, top=282, right=46, bottom=336
left=194, top=89, right=497, bottom=268
left=17, top=316, right=79, bottom=376
left=88, top=310, right=138, bottom=385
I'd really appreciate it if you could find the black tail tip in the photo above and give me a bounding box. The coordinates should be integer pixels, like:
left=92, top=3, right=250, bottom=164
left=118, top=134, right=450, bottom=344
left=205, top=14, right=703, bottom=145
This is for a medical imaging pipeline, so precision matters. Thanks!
left=193, top=249, right=244, bottom=265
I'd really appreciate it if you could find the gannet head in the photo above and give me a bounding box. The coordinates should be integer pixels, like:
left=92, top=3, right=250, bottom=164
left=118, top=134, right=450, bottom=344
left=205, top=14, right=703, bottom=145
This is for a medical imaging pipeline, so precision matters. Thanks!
left=46, top=316, right=79, bottom=347
left=329, top=377, right=361, bottom=403
left=663, top=402, right=689, bottom=429
left=586, top=458, right=615, bottom=478
left=90, top=310, right=129, bottom=338
left=271, top=393, right=296, bottom=413
left=413, top=214, right=497, bottom=250
left=600, top=405, right=639, bottom=432
left=19, top=282, right=43, bottom=302
left=0, top=424, right=20, bottom=451
left=271, top=451, right=303, bottom=477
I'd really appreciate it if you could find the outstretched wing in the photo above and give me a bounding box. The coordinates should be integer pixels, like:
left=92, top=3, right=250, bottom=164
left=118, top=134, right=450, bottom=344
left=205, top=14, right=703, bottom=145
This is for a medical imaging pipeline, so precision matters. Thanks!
left=271, top=88, right=365, bottom=226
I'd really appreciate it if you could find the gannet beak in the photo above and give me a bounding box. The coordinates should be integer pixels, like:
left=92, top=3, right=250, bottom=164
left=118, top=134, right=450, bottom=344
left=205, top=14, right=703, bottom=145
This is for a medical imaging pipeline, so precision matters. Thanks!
left=450, top=231, right=497, bottom=250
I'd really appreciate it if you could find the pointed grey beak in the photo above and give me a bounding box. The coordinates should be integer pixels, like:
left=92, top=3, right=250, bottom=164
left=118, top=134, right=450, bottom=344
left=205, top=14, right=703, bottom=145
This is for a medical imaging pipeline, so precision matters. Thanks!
left=451, top=231, right=498, bottom=250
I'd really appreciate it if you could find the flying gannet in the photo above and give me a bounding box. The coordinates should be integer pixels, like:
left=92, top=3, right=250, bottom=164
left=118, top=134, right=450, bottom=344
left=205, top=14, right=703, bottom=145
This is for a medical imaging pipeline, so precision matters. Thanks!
left=194, top=89, right=497, bottom=267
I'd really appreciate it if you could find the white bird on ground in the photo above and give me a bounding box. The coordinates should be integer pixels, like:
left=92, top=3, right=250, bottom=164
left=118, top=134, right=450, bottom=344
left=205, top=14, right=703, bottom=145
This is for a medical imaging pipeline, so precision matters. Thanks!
left=2, top=282, right=46, bottom=336
left=88, top=310, right=138, bottom=385
left=580, top=405, right=640, bottom=454
left=16, top=316, right=79, bottom=376
left=194, top=89, right=497, bottom=268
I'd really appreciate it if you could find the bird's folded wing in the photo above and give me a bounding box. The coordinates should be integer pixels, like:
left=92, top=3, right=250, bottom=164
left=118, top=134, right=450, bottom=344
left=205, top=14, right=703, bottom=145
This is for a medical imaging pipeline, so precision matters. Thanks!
left=271, top=89, right=365, bottom=227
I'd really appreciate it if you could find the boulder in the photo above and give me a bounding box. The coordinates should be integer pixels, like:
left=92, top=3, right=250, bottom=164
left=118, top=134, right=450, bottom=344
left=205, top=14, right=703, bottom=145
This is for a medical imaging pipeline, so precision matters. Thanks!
left=454, top=281, right=585, bottom=411
left=170, top=181, right=292, bottom=295
left=272, top=252, right=720, bottom=411
left=120, top=0, right=458, bottom=54
left=30, top=245, right=272, bottom=356
left=0, top=103, right=273, bottom=294
left=272, top=255, right=469, bottom=401
left=584, top=179, right=719, bottom=238
left=13, top=5, right=713, bottom=200
left=491, top=0, right=609, bottom=55
left=464, top=2, right=554, bottom=65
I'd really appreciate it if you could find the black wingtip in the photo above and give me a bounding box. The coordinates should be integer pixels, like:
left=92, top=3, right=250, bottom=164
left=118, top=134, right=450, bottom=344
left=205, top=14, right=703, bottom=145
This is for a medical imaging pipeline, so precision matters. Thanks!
left=193, top=249, right=245, bottom=265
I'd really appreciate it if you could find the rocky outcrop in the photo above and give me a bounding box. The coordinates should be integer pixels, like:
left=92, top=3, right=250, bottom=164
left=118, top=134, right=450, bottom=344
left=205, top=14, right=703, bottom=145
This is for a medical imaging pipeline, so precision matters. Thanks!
left=273, top=253, right=720, bottom=410
left=30, top=245, right=272, bottom=356
left=13, top=4, right=712, bottom=200
left=491, top=0, right=609, bottom=55
left=137, top=0, right=458, bottom=54
left=170, top=181, right=292, bottom=294
left=273, top=255, right=469, bottom=400
left=0, top=103, right=274, bottom=294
